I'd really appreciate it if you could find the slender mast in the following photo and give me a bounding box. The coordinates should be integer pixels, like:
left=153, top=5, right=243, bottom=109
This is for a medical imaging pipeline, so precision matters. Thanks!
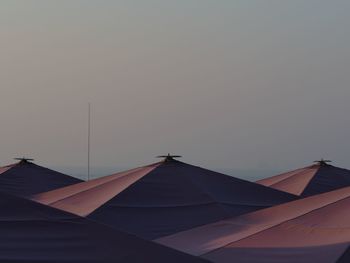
left=88, top=103, right=91, bottom=181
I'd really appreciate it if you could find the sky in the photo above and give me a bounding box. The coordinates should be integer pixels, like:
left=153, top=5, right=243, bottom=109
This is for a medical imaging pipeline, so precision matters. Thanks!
left=1, top=1, right=350, bottom=179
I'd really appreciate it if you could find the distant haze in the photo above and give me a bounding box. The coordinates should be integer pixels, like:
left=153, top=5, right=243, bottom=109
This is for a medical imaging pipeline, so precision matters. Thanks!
left=1, top=1, right=350, bottom=179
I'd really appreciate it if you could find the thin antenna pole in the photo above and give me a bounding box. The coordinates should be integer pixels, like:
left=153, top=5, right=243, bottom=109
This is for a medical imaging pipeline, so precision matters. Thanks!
left=87, top=103, right=91, bottom=181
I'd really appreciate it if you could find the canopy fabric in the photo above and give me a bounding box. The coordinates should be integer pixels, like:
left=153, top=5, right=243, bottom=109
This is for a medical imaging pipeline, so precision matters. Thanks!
left=257, top=163, right=350, bottom=197
left=337, top=247, right=350, bottom=263
left=157, top=185, right=350, bottom=263
left=0, top=191, right=209, bottom=263
left=34, top=163, right=160, bottom=216
left=0, top=159, right=82, bottom=197
left=33, top=158, right=297, bottom=239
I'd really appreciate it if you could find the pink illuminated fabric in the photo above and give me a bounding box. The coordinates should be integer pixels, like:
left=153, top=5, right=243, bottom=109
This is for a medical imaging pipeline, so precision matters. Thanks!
left=33, top=158, right=296, bottom=240
left=257, top=167, right=311, bottom=186
left=204, top=194, right=350, bottom=262
left=257, top=165, right=318, bottom=195
left=157, top=185, right=350, bottom=257
left=266, top=168, right=318, bottom=195
left=0, top=164, right=15, bottom=175
left=33, top=163, right=161, bottom=216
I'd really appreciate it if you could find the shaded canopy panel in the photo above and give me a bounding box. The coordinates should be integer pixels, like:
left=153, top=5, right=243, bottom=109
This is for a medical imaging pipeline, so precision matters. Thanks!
left=0, top=159, right=82, bottom=197
left=336, top=246, right=350, bottom=263
left=33, top=158, right=297, bottom=239
left=0, top=191, right=209, bottom=263
left=157, top=185, right=350, bottom=263
left=257, top=162, right=350, bottom=197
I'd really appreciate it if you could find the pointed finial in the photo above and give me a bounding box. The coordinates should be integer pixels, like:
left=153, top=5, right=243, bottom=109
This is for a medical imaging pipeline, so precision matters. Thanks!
left=156, top=153, right=182, bottom=162
left=14, top=157, right=34, bottom=164
left=314, top=158, right=332, bottom=166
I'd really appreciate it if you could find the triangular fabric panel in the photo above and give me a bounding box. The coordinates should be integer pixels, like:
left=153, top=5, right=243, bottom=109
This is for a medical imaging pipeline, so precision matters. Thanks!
left=89, top=160, right=297, bottom=239
left=157, top=185, right=350, bottom=263
left=0, top=191, right=209, bottom=263
left=34, top=159, right=297, bottom=239
left=302, top=164, right=350, bottom=197
left=35, top=163, right=160, bottom=216
left=257, top=163, right=350, bottom=197
left=0, top=160, right=82, bottom=197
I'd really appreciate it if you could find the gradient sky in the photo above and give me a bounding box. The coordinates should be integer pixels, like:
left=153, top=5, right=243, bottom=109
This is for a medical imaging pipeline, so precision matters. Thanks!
left=1, top=1, right=350, bottom=177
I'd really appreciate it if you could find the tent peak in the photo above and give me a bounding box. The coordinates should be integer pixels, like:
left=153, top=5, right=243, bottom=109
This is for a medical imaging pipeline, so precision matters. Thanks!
left=14, top=157, right=34, bottom=164
left=157, top=154, right=182, bottom=162
left=313, top=158, right=332, bottom=166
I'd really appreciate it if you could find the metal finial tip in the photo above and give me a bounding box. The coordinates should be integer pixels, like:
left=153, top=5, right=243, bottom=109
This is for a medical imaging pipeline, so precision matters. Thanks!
left=314, top=158, right=332, bottom=165
left=14, top=157, right=34, bottom=163
left=156, top=154, right=182, bottom=161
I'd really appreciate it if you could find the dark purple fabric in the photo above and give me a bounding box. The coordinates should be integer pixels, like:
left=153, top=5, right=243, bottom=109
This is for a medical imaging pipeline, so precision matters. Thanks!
left=336, top=245, right=350, bottom=263
left=0, top=161, right=82, bottom=197
left=301, top=165, right=350, bottom=197
left=89, top=160, right=297, bottom=239
left=0, top=191, right=209, bottom=263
